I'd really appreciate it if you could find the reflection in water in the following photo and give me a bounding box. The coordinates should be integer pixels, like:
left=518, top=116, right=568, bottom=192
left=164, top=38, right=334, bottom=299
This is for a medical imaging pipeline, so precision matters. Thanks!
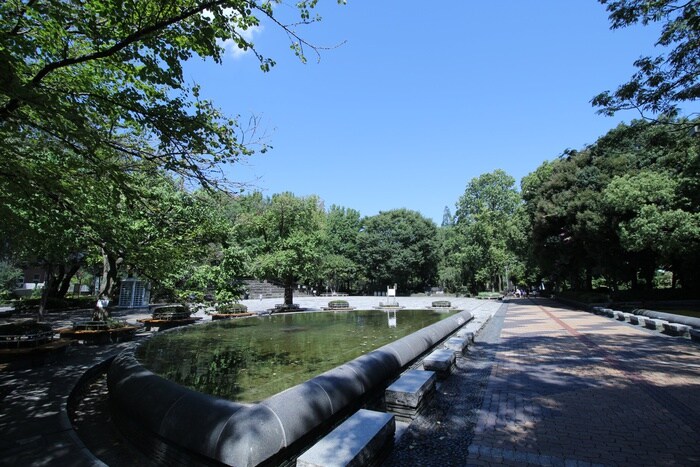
left=387, top=310, right=397, bottom=328
left=136, top=309, right=457, bottom=403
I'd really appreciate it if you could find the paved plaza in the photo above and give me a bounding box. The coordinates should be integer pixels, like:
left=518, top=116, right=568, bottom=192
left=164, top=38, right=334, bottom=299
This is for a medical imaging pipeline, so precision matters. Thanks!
left=1, top=297, right=699, bottom=466
left=386, top=298, right=700, bottom=466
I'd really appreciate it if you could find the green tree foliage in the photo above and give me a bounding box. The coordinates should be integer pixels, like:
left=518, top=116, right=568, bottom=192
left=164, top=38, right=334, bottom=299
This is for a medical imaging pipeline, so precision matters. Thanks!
left=523, top=118, right=700, bottom=291
left=453, top=170, right=524, bottom=293
left=593, top=0, right=700, bottom=117
left=0, top=1, right=342, bottom=311
left=238, top=192, right=325, bottom=305
left=356, top=209, right=438, bottom=294
left=0, top=1, right=337, bottom=193
left=0, top=261, right=22, bottom=299
left=320, top=205, right=363, bottom=293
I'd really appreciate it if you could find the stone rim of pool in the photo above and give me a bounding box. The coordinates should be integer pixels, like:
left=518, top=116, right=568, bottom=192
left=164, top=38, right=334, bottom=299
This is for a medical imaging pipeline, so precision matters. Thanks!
left=107, top=309, right=473, bottom=466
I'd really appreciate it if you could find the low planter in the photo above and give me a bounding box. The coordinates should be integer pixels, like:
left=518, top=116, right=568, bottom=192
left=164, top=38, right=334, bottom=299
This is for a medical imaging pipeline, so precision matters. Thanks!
left=211, top=312, right=256, bottom=320
left=215, top=303, right=248, bottom=314
left=322, top=300, right=354, bottom=311
left=58, top=319, right=139, bottom=344
left=0, top=320, right=54, bottom=348
left=151, top=304, right=192, bottom=320
left=477, top=292, right=503, bottom=300
left=271, top=303, right=305, bottom=313
left=138, top=304, right=200, bottom=331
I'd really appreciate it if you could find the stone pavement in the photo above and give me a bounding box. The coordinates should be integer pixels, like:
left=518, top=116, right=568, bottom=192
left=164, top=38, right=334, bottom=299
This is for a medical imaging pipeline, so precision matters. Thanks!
left=0, top=308, right=152, bottom=467
left=385, top=298, right=700, bottom=467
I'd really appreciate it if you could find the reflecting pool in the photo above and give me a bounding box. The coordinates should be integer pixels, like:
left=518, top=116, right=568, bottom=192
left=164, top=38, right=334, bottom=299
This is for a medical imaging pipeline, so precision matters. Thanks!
left=136, top=309, right=457, bottom=402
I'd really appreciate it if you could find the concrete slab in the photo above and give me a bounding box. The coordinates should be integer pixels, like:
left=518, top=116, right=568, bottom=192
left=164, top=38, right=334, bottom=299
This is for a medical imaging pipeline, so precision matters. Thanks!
left=643, top=317, right=668, bottom=331
left=296, top=409, right=395, bottom=467
left=385, top=369, right=436, bottom=409
left=456, top=328, right=475, bottom=341
left=444, top=336, right=469, bottom=353
left=422, top=348, right=455, bottom=377
left=662, top=322, right=691, bottom=337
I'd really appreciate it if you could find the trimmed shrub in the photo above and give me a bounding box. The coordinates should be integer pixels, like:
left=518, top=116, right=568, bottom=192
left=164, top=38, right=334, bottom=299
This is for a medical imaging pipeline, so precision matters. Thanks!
left=477, top=292, right=503, bottom=300
left=431, top=300, right=452, bottom=308
left=328, top=300, right=350, bottom=310
left=151, top=304, right=191, bottom=320
left=12, top=296, right=96, bottom=313
left=216, top=303, right=248, bottom=313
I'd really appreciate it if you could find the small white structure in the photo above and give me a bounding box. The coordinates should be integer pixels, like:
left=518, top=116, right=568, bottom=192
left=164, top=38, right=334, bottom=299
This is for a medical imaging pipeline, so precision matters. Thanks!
left=118, top=278, right=150, bottom=308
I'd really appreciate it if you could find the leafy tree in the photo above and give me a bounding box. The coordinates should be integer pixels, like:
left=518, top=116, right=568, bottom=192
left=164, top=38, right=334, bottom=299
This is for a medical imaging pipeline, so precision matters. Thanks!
left=523, top=118, right=700, bottom=292
left=0, top=1, right=342, bottom=311
left=603, top=171, right=700, bottom=288
left=240, top=192, right=325, bottom=305
left=0, top=261, right=22, bottom=299
left=0, top=1, right=339, bottom=193
left=454, top=170, right=523, bottom=293
left=357, top=209, right=438, bottom=294
left=320, top=205, right=363, bottom=293
left=593, top=0, right=700, bottom=118
left=441, top=206, right=454, bottom=227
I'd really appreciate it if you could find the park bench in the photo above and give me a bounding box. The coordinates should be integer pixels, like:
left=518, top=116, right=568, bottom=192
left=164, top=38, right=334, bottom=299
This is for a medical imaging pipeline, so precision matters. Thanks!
left=444, top=336, right=469, bottom=354
left=385, top=369, right=436, bottom=422
left=662, top=322, right=691, bottom=337
left=296, top=409, right=395, bottom=467
left=422, top=348, right=456, bottom=378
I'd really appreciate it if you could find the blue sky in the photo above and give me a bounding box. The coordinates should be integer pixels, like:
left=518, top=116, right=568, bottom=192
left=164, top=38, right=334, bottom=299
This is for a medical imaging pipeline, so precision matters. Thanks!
left=185, top=1, right=698, bottom=224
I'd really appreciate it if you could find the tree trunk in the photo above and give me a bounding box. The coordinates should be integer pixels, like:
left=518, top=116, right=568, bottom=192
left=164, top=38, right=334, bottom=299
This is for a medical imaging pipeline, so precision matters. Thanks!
left=99, top=248, right=122, bottom=300
left=284, top=282, right=294, bottom=305
left=56, top=263, right=81, bottom=298
left=38, top=264, right=54, bottom=319
left=585, top=267, right=593, bottom=291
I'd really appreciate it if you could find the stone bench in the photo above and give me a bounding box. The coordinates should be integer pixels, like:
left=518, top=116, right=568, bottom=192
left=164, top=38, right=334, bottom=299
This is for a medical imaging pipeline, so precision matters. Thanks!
left=421, top=348, right=456, bottom=378
left=456, top=328, right=475, bottom=342
left=385, top=370, right=436, bottom=422
left=690, top=328, right=700, bottom=343
left=628, top=315, right=644, bottom=325
left=296, top=409, right=395, bottom=467
left=444, top=336, right=469, bottom=354
left=613, top=310, right=627, bottom=321
left=601, top=309, right=615, bottom=318
left=643, top=317, right=668, bottom=331
left=662, top=322, right=691, bottom=337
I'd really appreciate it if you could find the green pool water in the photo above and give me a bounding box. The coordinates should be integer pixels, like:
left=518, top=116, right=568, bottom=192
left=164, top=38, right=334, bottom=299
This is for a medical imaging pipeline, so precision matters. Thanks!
left=136, top=309, right=457, bottom=403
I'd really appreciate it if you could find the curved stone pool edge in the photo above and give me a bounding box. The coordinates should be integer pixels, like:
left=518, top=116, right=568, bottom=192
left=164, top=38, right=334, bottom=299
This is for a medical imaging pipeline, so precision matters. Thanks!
left=107, top=309, right=474, bottom=467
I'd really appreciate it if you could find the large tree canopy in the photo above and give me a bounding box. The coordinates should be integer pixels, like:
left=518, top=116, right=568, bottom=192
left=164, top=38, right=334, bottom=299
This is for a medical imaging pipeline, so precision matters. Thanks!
left=453, top=170, right=524, bottom=293
left=0, top=1, right=343, bottom=311
left=593, top=0, right=700, bottom=118
left=356, top=209, right=438, bottom=295
left=236, top=192, right=325, bottom=305
left=523, top=118, right=700, bottom=292
left=0, top=0, right=340, bottom=194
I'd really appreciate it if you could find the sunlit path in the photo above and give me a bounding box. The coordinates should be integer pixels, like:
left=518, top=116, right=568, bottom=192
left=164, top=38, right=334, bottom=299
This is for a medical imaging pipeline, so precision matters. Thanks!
left=387, top=298, right=700, bottom=466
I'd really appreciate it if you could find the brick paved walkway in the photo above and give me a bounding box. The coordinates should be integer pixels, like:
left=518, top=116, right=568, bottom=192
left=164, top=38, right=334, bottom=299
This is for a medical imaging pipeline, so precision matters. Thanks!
left=467, top=299, right=700, bottom=466
left=386, top=298, right=700, bottom=467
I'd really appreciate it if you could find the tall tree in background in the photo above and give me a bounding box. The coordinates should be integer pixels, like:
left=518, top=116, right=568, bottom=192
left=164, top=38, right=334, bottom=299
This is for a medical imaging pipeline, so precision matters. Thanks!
left=242, top=192, right=325, bottom=306
left=523, top=118, right=700, bottom=292
left=357, top=209, right=438, bottom=294
left=320, top=205, right=363, bottom=293
left=593, top=0, right=700, bottom=118
left=454, top=170, right=523, bottom=293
